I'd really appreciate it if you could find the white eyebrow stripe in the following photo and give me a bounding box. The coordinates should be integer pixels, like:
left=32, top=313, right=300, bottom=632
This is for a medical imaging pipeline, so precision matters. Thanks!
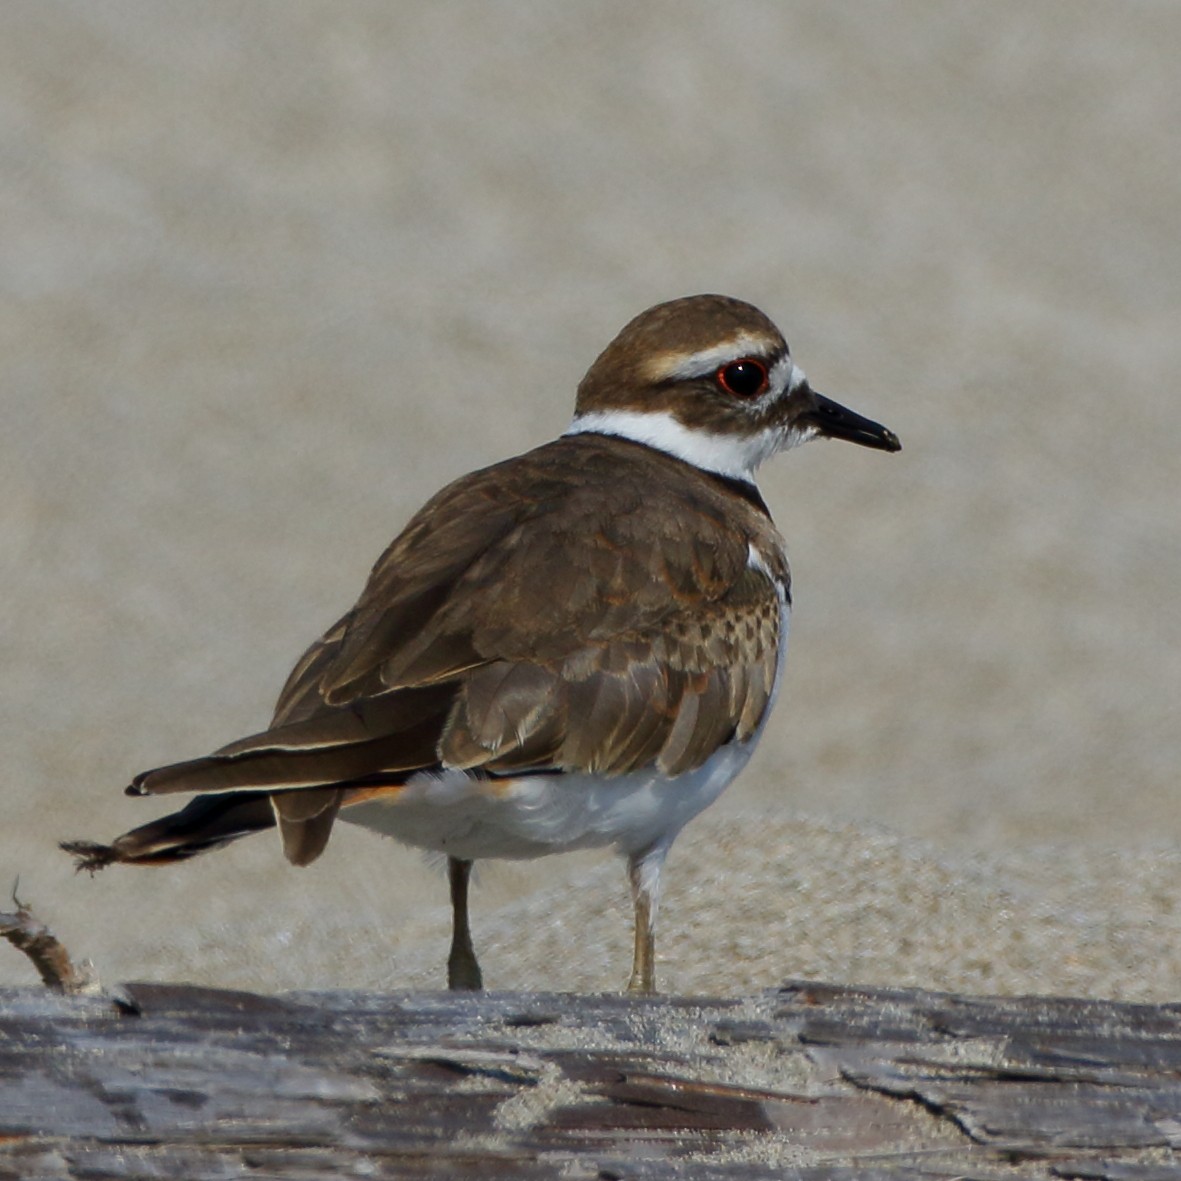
left=650, top=333, right=784, bottom=381
left=770, top=355, right=807, bottom=395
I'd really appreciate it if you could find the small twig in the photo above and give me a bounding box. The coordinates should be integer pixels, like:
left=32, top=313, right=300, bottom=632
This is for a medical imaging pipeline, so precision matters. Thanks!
left=1, top=882, right=93, bottom=993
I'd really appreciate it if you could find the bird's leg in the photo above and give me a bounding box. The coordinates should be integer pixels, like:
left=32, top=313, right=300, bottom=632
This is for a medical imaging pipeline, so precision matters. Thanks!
left=446, top=856, right=483, bottom=990
left=626, top=845, right=668, bottom=995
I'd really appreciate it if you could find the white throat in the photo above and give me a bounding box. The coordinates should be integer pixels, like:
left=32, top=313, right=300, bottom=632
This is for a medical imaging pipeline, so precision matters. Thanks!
left=565, top=409, right=797, bottom=482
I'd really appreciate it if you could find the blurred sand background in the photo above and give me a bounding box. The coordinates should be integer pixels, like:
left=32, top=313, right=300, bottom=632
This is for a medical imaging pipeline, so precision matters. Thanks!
left=2, top=2, right=1179, bottom=1001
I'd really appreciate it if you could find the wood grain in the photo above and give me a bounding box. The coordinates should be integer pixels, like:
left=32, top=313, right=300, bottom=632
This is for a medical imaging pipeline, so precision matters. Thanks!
left=3, top=979, right=1181, bottom=1178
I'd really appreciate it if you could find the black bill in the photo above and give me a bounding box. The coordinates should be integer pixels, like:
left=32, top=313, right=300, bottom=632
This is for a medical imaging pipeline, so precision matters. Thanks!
left=805, top=392, right=901, bottom=452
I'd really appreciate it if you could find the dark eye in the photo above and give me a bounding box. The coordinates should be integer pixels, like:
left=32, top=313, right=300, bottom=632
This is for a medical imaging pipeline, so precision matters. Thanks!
left=716, top=358, right=768, bottom=398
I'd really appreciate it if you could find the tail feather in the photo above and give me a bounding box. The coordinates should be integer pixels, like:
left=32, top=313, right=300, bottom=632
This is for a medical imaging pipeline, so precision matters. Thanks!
left=61, top=791, right=276, bottom=871
left=128, top=718, right=443, bottom=798
left=272, top=786, right=343, bottom=866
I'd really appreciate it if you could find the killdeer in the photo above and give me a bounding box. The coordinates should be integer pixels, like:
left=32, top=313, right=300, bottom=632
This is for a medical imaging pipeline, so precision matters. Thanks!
left=64, top=295, right=900, bottom=993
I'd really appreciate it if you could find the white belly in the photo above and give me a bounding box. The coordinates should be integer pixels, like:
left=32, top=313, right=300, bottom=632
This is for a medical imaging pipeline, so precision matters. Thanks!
left=341, top=585, right=791, bottom=862
left=340, top=736, right=759, bottom=861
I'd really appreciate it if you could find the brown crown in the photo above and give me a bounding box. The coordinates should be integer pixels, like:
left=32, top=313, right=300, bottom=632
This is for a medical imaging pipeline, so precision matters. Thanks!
left=574, top=295, right=788, bottom=416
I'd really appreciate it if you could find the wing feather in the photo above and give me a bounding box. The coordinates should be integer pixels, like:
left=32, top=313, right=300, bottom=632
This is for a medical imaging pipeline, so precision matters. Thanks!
left=126, top=437, right=788, bottom=868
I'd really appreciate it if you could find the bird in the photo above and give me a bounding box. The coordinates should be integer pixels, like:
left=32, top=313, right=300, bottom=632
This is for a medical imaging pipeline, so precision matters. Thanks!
left=63, top=294, right=900, bottom=994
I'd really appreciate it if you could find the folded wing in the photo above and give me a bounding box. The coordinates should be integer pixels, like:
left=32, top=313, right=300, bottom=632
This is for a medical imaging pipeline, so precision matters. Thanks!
left=121, top=437, right=788, bottom=865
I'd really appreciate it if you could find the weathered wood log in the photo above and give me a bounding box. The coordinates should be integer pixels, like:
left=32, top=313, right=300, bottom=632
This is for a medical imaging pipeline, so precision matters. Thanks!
left=0, top=901, right=92, bottom=994
left=2, top=979, right=1181, bottom=1178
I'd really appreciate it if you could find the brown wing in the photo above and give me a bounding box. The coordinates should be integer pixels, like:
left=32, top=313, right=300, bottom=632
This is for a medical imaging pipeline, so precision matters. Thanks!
left=129, top=435, right=787, bottom=859
left=436, top=557, right=781, bottom=778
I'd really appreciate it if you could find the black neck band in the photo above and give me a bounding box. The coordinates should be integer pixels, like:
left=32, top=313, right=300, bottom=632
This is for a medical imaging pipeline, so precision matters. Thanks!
left=700, top=470, right=771, bottom=518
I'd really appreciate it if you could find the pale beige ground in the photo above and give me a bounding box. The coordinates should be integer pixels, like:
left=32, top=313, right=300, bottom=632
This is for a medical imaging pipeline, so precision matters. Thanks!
left=2, top=2, right=1179, bottom=1000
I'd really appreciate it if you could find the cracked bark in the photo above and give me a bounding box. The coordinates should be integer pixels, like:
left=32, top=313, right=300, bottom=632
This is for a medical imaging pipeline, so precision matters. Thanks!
left=1, top=978, right=1179, bottom=1178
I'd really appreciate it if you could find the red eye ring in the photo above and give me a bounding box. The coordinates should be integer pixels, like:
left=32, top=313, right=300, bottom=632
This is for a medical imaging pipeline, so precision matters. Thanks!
left=716, top=358, right=769, bottom=398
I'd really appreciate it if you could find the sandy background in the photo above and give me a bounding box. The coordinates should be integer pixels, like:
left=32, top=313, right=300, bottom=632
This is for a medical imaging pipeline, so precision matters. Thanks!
left=2, top=2, right=1179, bottom=1001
